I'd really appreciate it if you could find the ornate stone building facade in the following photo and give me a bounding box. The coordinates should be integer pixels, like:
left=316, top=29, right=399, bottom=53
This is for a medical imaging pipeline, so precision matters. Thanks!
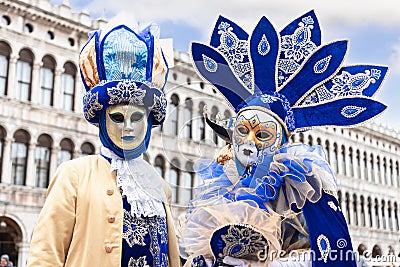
left=0, top=0, right=398, bottom=266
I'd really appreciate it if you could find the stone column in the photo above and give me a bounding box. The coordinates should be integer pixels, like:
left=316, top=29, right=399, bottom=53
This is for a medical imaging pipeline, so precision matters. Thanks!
left=373, top=156, right=379, bottom=184
left=377, top=201, right=383, bottom=230
left=25, top=142, right=37, bottom=187
left=191, top=111, right=200, bottom=142
left=53, top=68, right=64, bottom=109
left=349, top=194, right=355, bottom=226
left=6, top=55, right=18, bottom=99
left=377, top=157, right=383, bottom=184
left=383, top=159, right=388, bottom=186
left=342, top=192, right=349, bottom=223
left=49, top=146, right=60, bottom=182
left=391, top=158, right=398, bottom=188
left=360, top=151, right=366, bottom=181
left=390, top=204, right=396, bottom=231
left=372, top=200, right=378, bottom=229
left=30, top=62, right=42, bottom=104
left=73, top=79, right=82, bottom=113
left=363, top=197, right=369, bottom=228
left=17, top=241, right=30, bottom=267
left=344, top=146, right=354, bottom=178
left=72, top=149, right=81, bottom=159
left=366, top=152, right=372, bottom=183
left=1, top=137, right=14, bottom=184
left=337, top=145, right=344, bottom=176
left=351, top=150, right=357, bottom=178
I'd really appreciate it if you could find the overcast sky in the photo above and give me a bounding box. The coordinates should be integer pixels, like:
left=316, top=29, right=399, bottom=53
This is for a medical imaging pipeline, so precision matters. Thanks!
left=53, top=0, right=400, bottom=131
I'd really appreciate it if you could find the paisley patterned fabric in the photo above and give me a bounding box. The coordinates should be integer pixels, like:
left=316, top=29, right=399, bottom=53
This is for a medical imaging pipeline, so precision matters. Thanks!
left=121, top=197, right=169, bottom=267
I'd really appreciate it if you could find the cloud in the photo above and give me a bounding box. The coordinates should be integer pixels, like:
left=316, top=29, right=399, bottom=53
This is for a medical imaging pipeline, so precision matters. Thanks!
left=77, top=0, right=400, bottom=28
left=389, top=42, right=400, bottom=75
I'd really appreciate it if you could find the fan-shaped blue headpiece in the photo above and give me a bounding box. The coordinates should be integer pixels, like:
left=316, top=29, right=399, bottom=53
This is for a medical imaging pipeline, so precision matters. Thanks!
left=192, top=10, right=388, bottom=136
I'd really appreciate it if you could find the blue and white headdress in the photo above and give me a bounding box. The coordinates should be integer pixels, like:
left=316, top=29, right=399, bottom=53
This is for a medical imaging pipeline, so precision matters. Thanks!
left=192, top=10, right=388, bottom=138
left=79, top=24, right=169, bottom=127
left=79, top=24, right=170, bottom=159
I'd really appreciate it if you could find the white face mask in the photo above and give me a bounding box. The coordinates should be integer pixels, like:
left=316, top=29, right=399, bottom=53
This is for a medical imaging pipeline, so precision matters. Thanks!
left=232, top=108, right=283, bottom=167
left=105, top=104, right=148, bottom=150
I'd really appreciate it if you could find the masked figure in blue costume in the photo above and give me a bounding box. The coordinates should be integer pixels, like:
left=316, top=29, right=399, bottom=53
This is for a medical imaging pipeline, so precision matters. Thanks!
left=178, top=10, right=388, bottom=267
left=27, top=24, right=181, bottom=267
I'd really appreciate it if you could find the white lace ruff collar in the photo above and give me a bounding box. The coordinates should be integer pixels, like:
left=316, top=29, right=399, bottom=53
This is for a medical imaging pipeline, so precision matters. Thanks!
left=101, top=146, right=166, bottom=218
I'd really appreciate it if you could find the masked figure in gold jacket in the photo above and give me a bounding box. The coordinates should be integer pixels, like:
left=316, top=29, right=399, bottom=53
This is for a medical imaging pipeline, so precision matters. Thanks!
left=27, top=23, right=180, bottom=267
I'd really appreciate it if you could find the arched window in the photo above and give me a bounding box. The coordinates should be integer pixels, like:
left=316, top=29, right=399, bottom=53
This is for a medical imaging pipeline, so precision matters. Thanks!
left=388, top=201, right=392, bottom=231
left=324, top=140, right=330, bottom=163
left=357, top=244, right=367, bottom=257
left=349, top=147, right=354, bottom=176
left=80, top=142, right=95, bottom=157
left=307, top=135, right=313, bottom=146
left=374, top=199, right=379, bottom=229
left=224, top=110, right=232, bottom=120
left=376, top=156, right=381, bottom=184
left=360, top=195, right=365, bottom=227
left=168, top=159, right=180, bottom=203
left=333, top=143, right=338, bottom=174
left=396, top=161, right=400, bottom=188
left=388, top=246, right=395, bottom=255
left=353, top=194, right=358, bottom=226
left=183, top=98, right=193, bottom=139
left=211, top=106, right=219, bottom=145
left=35, top=134, right=52, bottom=188
left=381, top=200, right=386, bottom=229
left=58, top=138, right=74, bottom=166
left=11, top=130, right=30, bottom=185
left=62, top=62, right=76, bottom=111
left=394, top=202, right=399, bottom=231
left=367, top=197, right=372, bottom=228
left=382, top=158, right=387, bottom=185
left=0, top=126, right=5, bottom=181
left=370, top=154, right=375, bottom=182
left=40, top=56, right=55, bottom=106
left=363, top=152, right=368, bottom=181
left=198, top=102, right=206, bottom=141
left=372, top=245, right=382, bottom=258
left=179, top=162, right=194, bottom=205
left=0, top=42, right=11, bottom=96
left=154, top=155, right=165, bottom=178
left=345, top=192, right=351, bottom=224
left=341, top=145, right=346, bottom=176
left=169, top=94, right=179, bottom=136
left=299, top=133, right=304, bottom=143
left=16, top=49, right=33, bottom=101
left=356, top=150, right=360, bottom=178
left=389, top=159, right=393, bottom=187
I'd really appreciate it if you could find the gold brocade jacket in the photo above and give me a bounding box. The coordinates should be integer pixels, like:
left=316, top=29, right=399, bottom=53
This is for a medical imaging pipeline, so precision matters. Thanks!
left=27, top=155, right=181, bottom=267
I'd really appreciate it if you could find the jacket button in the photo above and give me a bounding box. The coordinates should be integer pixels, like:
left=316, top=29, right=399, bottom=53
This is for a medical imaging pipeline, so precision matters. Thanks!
left=108, top=215, right=115, bottom=223
left=106, top=188, right=114, bottom=195
left=105, top=244, right=113, bottom=253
